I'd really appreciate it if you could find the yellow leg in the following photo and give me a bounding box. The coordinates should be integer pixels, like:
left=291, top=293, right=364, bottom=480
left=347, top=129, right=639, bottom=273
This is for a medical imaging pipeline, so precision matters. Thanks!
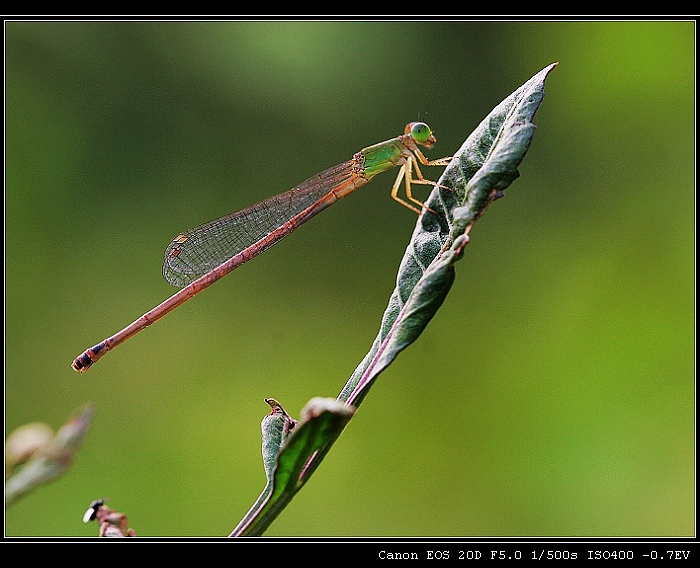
left=404, top=158, right=433, bottom=211
left=407, top=156, right=451, bottom=214
left=390, top=164, right=422, bottom=214
left=412, top=148, right=453, bottom=167
left=390, top=152, right=453, bottom=215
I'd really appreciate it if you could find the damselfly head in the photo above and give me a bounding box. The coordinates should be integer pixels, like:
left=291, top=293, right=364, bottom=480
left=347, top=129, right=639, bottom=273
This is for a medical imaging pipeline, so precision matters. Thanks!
left=404, top=122, right=436, bottom=148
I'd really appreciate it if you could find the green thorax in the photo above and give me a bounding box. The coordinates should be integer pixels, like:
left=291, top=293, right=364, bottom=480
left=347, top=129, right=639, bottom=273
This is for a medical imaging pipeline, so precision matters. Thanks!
left=357, top=136, right=409, bottom=179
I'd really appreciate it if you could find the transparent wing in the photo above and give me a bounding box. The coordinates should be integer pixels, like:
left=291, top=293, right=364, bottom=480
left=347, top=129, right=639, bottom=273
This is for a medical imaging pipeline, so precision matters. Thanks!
left=163, top=160, right=358, bottom=287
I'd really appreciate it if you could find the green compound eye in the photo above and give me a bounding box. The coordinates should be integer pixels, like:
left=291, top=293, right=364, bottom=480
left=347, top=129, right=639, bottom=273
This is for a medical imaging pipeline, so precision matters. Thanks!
left=410, top=122, right=432, bottom=143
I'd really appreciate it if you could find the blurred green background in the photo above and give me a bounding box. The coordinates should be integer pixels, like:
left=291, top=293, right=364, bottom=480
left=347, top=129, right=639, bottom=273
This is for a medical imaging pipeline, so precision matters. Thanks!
left=5, top=20, right=694, bottom=537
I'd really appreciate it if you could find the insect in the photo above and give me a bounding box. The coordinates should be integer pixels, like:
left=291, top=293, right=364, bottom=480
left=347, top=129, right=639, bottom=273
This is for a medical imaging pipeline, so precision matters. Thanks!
left=72, top=122, right=450, bottom=372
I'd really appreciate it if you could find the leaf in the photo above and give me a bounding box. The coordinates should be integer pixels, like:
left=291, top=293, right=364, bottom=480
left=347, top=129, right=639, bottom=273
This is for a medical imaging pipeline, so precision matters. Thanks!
left=230, top=397, right=354, bottom=537
left=339, top=62, right=558, bottom=406
left=260, top=398, right=298, bottom=483
left=230, top=63, right=557, bottom=536
left=5, top=403, right=96, bottom=507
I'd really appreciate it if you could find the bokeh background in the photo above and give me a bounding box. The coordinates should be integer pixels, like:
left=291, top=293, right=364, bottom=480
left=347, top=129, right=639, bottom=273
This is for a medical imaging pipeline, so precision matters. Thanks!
left=5, top=20, right=694, bottom=537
